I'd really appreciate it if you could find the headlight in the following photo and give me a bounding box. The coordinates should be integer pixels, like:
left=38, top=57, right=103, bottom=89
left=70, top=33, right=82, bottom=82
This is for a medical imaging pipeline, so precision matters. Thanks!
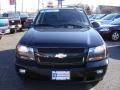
left=99, top=28, right=109, bottom=31
left=87, top=44, right=107, bottom=61
left=10, top=25, right=15, bottom=29
left=16, top=45, right=34, bottom=60
left=11, top=20, right=14, bottom=23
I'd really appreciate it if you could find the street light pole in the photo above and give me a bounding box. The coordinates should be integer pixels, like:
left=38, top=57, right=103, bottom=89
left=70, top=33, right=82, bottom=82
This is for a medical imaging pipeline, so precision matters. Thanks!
left=38, top=0, right=40, bottom=11
left=15, top=0, right=17, bottom=13
left=0, top=0, right=1, bottom=14
left=57, top=0, right=64, bottom=8
left=42, top=0, right=44, bottom=8
left=21, top=0, right=23, bottom=12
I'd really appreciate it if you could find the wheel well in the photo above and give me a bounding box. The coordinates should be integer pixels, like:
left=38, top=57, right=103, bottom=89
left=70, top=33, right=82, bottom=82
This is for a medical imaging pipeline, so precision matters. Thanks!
left=111, top=30, right=120, bottom=34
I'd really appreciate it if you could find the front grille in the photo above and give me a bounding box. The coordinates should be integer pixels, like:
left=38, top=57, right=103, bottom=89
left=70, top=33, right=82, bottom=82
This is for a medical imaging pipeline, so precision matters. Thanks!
left=37, top=48, right=85, bottom=53
left=35, top=48, right=87, bottom=65
left=37, top=57, right=84, bottom=63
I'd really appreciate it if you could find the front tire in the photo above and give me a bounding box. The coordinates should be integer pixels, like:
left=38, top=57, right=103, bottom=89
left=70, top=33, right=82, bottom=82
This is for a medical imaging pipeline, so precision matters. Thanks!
left=111, top=31, right=120, bottom=41
left=0, top=36, right=2, bottom=40
left=10, top=29, right=16, bottom=34
left=19, top=28, right=24, bottom=32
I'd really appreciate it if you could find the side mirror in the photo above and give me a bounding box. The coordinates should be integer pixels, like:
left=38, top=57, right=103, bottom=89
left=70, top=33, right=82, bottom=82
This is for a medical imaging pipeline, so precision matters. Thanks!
left=91, top=22, right=100, bottom=28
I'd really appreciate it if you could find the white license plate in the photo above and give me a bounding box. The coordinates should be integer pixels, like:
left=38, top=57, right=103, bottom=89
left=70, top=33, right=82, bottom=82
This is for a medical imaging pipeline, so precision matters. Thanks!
left=52, top=71, right=70, bottom=80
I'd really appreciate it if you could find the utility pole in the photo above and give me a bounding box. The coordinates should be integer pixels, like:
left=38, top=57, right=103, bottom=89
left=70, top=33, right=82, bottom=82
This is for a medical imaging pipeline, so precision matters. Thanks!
left=57, top=0, right=64, bottom=8
left=42, top=0, right=44, bottom=8
left=21, top=0, right=23, bottom=12
left=0, top=0, right=1, bottom=14
left=15, top=0, right=17, bottom=13
left=38, top=0, right=40, bottom=11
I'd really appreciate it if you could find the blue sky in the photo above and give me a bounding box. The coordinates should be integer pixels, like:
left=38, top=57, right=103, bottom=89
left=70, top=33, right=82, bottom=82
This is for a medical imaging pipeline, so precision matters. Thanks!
left=0, top=0, right=120, bottom=12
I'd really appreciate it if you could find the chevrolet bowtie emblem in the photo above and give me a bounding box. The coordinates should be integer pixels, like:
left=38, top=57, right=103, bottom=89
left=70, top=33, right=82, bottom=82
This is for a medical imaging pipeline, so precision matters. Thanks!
left=55, top=53, right=67, bottom=59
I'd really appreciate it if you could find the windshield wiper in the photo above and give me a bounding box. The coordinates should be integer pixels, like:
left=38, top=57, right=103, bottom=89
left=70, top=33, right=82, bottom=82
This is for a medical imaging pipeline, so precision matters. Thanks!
left=34, top=24, right=56, bottom=27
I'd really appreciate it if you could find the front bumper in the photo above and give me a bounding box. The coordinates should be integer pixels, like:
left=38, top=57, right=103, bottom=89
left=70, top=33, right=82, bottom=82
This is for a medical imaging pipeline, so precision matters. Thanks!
left=10, top=24, right=22, bottom=30
left=15, top=58, right=108, bottom=82
left=0, top=26, right=10, bottom=34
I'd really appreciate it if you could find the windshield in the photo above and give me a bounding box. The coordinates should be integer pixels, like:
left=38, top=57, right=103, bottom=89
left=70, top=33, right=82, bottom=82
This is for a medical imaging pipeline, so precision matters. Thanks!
left=101, top=14, right=117, bottom=20
left=110, top=18, right=120, bottom=25
left=34, top=9, right=90, bottom=28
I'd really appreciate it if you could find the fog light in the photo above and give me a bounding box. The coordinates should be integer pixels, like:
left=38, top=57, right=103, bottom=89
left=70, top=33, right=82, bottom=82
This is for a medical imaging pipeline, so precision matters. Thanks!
left=96, top=70, right=103, bottom=74
left=19, top=69, right=26, bottom=74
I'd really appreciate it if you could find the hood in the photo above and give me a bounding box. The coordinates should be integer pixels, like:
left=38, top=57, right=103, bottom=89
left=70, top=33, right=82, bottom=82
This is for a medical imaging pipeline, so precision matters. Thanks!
left=19, top=27, right=104, bottom=48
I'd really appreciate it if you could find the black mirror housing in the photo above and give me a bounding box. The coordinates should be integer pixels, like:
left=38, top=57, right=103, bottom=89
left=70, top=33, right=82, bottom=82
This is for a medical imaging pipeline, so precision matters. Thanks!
left=91, top=22, right=100, bottom=28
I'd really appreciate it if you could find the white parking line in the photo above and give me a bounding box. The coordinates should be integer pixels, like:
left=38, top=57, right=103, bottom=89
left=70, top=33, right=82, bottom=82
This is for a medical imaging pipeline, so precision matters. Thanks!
left=90, top=88, right=94, bottom=90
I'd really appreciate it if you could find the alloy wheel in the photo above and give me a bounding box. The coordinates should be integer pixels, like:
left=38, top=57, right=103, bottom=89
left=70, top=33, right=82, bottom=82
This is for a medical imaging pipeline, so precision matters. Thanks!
left=111, top=31, right=120, bottom=41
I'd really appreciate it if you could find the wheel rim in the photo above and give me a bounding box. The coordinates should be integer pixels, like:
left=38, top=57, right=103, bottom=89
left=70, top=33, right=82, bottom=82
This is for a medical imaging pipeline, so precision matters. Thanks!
left=112, top=32, right=120, bottom=41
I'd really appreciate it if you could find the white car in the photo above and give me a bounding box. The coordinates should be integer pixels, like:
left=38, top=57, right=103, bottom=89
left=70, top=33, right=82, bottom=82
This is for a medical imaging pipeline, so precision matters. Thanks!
left=0, top=18, right=10, bottom=34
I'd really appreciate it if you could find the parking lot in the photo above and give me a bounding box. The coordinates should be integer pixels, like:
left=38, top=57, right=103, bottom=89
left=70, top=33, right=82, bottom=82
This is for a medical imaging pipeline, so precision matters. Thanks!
left=0, top=32, right=120, bottom=90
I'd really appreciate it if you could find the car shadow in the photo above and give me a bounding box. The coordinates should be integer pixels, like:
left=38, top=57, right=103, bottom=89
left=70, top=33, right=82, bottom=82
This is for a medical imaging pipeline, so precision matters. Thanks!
left=21, top=80, right=94, bottom=90
left=0, top=49, right=16, bottom=65
left=0, top=49, right=93, bottom=90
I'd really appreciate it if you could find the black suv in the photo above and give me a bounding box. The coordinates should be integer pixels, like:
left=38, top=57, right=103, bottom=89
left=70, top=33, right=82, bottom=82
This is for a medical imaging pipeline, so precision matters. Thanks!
left=15, top=8, right=108, bottom=86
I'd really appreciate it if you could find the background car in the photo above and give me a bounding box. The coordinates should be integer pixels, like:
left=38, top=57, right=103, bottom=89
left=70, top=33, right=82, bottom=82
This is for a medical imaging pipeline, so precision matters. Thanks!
left=24, top=12, right=37, bottom=29
left=89, top=14, right=107, bottom=21
left=96, top=18, right=120, bottom=41
left=20, top=13, right=29, bottom=29
left=0, top=18, right=10, bottom=34
left=2, top=12, right=22, bottom=34
left=28, top=12, right=37, bottom=20
left=94, top=13, right=120, bottom=25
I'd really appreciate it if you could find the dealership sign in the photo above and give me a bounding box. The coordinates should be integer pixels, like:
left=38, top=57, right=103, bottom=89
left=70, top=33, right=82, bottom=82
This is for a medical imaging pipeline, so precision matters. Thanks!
left=9, top=0, right=16, bottom=5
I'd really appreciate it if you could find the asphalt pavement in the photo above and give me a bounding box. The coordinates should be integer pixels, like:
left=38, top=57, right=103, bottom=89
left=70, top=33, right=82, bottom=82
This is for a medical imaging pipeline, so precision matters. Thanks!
left=0, top=32, right=120, bottom=90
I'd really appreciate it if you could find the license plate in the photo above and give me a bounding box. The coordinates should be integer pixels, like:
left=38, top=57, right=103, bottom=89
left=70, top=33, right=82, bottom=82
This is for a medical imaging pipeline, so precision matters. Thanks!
left=52, top=71, right=70, bottom=80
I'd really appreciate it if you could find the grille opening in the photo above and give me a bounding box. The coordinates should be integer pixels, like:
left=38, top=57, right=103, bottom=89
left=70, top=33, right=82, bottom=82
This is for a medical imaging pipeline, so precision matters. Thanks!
left=35, top=48, right=88, bottom=65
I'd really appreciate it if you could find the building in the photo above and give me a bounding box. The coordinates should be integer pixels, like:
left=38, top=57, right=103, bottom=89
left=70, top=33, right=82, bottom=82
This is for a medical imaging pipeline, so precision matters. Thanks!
left=94, top=5, right=120, bottom=14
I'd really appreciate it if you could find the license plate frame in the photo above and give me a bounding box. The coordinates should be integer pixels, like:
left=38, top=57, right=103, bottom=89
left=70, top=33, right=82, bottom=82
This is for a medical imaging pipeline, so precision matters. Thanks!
left=52, top=71, right=70, bottom=80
